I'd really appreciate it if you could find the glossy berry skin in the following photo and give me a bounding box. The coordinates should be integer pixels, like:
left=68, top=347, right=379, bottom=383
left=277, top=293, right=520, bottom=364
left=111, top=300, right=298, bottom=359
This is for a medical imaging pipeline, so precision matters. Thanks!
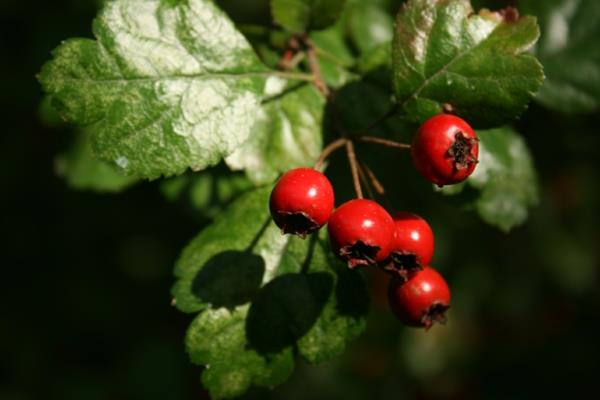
left=384, top=212, right=434, bottom=279
left=328, top=199, right=395, bottom=269
left=388, top=266, right=450, bottom=329
left=269, top=168, right=334, bottom=236
left=411, top=114, right=479, bottom=186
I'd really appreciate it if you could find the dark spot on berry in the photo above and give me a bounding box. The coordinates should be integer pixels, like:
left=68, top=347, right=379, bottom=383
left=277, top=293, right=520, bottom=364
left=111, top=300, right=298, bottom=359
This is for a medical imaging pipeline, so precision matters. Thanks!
left=421, top=302, right=450, bottom=330
left=447, top=131, right=479, bottom=171
left=340, top=240, right=380, bottom=269
left=384, top=251, right=423, bottom=280
left=277, top=211, right=319, bottom=238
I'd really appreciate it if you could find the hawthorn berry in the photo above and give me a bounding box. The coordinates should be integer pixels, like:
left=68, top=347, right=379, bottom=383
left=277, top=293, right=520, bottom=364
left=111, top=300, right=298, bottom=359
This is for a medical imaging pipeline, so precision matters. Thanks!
left=411, top=114, right=479, bottom=186
left=383, top=212, right=434, bottom=279
left=328, top=199, right=395, bottom=269
left=269, top=168, right=334, bottom=236
left=388, top=266, right=450, bottom=329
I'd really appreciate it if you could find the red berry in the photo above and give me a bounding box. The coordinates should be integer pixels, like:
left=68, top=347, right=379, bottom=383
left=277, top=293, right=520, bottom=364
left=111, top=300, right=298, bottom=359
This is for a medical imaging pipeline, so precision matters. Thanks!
left=328, top=199, right=395, bottom=269
left=269, top=168, right=334, bottom=237
left=383, top=212, right=434, bottom=279
left=388, top=266, right=450, bottom=329
left=411, top=114, right=479, bottom=186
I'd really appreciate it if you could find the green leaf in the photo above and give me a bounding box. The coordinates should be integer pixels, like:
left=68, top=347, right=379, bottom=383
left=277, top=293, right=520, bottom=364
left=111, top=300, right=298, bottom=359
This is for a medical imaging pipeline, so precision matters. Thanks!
left=356, top=43, right=392, bottom=75
left=345, top=2, right=394, bottom=54
left=520, top=0, right=600, bottom=113
left=309, top=24, right=357, bottom=88
left=38, top=96, right=67, bottom=129
left=160, top=169, right=253, bottom=217
left=392, top=0, right=544, bottom=127
left=55, top=128, right=138, bottom=193
left=442, top=127, right=539, bottom=232
left=333, top=80, right=396, bottom=132
left=39, top=0, right=268, bottom=179
left=172, top=187, right=368, bottom=398
left=226, top=78, right=325, bottom=184
left=271, top=0, right=347, bottom=33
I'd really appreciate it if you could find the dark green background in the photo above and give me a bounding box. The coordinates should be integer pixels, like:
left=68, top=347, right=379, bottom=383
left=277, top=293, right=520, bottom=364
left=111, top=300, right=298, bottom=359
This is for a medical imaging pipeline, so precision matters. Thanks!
left=2, top=0, right=599, bottom=398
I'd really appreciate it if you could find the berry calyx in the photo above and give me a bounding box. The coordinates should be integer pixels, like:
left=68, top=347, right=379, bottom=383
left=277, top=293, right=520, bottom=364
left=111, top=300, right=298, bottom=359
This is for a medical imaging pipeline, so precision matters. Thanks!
left=383, top=212, right=434, bottom=280
left=411, top=114, right=479, bottom=186
left=327, top=199, right=395, bottom=269
left=388, top=266, right=450, bottom=329
left=269, top=168, right=334, bottom=237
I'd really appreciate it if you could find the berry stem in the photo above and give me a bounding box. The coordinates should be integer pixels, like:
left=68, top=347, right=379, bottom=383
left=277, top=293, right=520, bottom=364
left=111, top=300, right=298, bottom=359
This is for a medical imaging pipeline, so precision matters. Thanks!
left=314, top=137, right=347, bottom=170
left=357, top=136, right=411, bottom=150
left=361, top=162, right=386, bottom=197
left=345, top=140, right=363, bottom=199
left=356, top=162, right=375, bottom=200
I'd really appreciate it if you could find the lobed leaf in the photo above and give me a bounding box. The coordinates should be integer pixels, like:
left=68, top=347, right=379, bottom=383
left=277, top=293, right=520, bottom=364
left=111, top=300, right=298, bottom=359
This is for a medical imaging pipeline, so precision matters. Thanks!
left=39, top=0, right=268, bottom=179
left=392, top=0, right=544, bottom=127
left=172, top=187, right=368, bottom=398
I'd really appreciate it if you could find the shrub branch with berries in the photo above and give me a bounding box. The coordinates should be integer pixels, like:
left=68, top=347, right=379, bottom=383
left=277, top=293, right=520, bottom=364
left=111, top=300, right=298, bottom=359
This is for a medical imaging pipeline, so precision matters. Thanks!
left=270, top=112, right=473, bottom=328
left=39, top=0, right=545, bottom=398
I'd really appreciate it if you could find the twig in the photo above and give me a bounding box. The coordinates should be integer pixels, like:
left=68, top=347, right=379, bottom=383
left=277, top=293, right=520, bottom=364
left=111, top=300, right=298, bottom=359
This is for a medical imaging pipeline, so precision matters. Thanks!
left=305, top=37, right=330, bottom=97
left=314, top=138, right=347, bottom=170
left=357, top=136, right=411, bottom=150
left=278, top=51, right=306, bottom=70
left=345, top=140, right=363, bottom=199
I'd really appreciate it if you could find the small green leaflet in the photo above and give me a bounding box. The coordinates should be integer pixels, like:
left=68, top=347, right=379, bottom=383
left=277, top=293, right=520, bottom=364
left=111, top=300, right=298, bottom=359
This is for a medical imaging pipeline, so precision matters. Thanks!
left=521, top=0, right=600, bottom=113
left=439, top=127, right=539, bottom=232
left=55, top=128, right=138, bottom=192
left=393, top=0, right=544, bottom=127
left=226, top=78, right=325, bottom=185
left=172, top=187, right=368, bottom=399
left=271, top=0, right=347, bottom=33
left=39, top=0, right=268, bottom=179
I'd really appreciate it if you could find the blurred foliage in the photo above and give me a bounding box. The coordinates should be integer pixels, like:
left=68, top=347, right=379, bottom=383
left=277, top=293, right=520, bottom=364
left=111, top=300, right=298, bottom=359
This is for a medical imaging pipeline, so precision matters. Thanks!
left=2, top=0, right=600, bottom=399
left=521, top=0, right=600, bottom=113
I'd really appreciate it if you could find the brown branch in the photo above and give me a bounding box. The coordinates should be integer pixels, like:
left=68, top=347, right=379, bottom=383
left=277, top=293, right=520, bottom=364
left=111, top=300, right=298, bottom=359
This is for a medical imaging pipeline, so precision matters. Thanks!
left=345, top=140, right=363, bottom=199
left=357, top=136, right=411, bottom=150
left=314, top=138, right=347, bottom=170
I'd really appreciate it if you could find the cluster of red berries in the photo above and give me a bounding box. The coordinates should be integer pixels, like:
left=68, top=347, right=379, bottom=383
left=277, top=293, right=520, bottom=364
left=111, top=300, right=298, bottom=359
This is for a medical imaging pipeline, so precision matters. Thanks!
left=269, top=114, right=479, bottom=329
